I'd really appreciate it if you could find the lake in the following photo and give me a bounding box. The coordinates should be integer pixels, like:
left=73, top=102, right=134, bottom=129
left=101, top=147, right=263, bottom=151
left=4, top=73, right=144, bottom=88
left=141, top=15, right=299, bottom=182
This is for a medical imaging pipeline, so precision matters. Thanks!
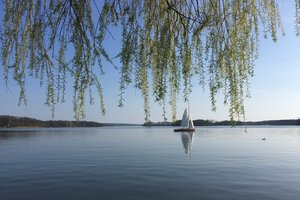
left=0, top=126, right=300, bottom=200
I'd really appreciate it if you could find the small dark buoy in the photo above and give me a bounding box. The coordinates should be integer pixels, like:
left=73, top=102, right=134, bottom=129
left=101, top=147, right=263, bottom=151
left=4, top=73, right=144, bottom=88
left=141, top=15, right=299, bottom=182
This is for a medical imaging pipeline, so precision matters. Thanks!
left=262, top=138, right=266, bottom=141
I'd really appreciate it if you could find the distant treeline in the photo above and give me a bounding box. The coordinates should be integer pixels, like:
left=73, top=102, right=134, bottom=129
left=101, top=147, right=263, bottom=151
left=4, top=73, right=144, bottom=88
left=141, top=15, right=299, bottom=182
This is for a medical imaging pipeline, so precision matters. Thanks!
left=2, top=115, right=299, bottom=128
left=0, top=115, right=103, bottom=128
left=144, top=119, right=300, bottom=126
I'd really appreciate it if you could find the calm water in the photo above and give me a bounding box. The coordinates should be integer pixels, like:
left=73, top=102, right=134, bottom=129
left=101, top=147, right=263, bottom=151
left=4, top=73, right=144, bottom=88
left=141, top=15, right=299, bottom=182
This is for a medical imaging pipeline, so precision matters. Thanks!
left=1, top=126, right=300, bottom=200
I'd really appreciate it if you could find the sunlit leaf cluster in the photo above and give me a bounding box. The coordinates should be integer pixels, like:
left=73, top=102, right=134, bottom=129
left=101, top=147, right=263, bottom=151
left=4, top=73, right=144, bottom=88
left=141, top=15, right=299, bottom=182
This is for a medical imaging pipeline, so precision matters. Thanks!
left=0, top=0, right=284, bottom=121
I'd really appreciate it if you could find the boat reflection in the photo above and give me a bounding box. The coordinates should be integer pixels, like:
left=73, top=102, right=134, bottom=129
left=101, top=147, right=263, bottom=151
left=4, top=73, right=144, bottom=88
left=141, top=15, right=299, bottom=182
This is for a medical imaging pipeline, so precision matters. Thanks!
left=181, top=132, right=194, bottom=158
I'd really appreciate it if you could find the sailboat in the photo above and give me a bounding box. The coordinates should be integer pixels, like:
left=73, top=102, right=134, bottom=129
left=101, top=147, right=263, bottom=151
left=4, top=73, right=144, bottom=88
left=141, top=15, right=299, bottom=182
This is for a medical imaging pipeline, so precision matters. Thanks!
left=174, top=104, right=195, bottom=132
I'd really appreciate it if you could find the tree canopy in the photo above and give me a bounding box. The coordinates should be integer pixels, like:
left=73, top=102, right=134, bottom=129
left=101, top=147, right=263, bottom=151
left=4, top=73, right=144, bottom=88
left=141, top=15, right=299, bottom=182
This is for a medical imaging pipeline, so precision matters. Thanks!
left=0, top=0, right=297, bottom=122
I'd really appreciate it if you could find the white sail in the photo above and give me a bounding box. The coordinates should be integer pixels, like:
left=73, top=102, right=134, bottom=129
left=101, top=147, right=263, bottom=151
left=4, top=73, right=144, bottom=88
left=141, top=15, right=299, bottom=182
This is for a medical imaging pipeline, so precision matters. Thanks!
left=181, top=103, right=194, bottom=129
left=188, top=103, right=194, bottom=129
left=189, top=114, right=194, bottom=129
left=180, top=107, right=189, bottom=127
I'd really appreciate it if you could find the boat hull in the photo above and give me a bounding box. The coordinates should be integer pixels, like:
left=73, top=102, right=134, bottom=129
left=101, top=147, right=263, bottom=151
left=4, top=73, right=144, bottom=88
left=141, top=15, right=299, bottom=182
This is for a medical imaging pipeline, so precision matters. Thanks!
left=174, top=128, right=195, bottom=132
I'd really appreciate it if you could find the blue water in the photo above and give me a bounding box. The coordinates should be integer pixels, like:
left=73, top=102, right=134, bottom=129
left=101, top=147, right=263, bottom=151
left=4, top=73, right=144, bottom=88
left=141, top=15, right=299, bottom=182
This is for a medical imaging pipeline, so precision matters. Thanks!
left=0, top=126, right=300, bottom=200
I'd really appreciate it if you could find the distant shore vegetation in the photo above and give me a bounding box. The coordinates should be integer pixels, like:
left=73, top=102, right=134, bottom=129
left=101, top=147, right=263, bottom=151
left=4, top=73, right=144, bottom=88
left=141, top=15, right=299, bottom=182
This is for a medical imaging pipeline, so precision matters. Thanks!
left=144, top=119, right=300, bottom=127
left=0, top=115, right=138, bottom=128
left=1, top=115, right=300, bottom=128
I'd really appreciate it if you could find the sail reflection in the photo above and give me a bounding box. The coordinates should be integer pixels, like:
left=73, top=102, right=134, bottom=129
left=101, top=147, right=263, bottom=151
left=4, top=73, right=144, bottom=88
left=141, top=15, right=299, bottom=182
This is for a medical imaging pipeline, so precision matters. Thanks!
left=181, top=132, right=194, bottom=158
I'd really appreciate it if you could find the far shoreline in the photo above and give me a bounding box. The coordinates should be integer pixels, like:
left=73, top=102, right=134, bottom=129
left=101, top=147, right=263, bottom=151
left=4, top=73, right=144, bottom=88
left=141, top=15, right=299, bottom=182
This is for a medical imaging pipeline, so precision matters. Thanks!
left=1, top=115, right=300, bottom=129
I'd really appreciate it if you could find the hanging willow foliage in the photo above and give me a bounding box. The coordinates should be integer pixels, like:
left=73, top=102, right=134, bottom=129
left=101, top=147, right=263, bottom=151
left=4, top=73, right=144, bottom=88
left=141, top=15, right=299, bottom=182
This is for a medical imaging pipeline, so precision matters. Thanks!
left=1, top=0, right=108, bottom=120
left=99, top=0, right=282, bottom=122
left=0, top=0, right=292, bottom=122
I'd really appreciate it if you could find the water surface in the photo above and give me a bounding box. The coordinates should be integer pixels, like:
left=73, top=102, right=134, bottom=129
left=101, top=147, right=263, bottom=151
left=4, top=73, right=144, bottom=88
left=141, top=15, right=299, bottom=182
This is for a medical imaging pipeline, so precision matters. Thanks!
left=1, top=126, right=300, bottom=200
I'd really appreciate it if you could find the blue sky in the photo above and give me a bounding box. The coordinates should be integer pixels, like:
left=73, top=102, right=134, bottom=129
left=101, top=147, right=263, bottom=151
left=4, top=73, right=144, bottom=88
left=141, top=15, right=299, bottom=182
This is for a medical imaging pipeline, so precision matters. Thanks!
left=0, top=1, right=300, bottom=123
